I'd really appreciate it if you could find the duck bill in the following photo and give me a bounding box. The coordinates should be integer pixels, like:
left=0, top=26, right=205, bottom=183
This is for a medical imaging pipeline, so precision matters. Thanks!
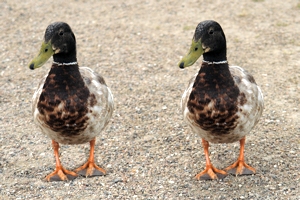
left=28, top=41, right=54, bottom=70
left=178, top=40, right=204, bottom=69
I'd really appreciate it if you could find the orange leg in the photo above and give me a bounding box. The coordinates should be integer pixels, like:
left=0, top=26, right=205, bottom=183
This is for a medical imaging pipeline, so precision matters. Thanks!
left=224, top=137, right=256, bottom=175
left=44, top=140, right=78, bottom=181
left=74, top=138, right=106, bottom=177
left=195, top=139, right=227, bottom=180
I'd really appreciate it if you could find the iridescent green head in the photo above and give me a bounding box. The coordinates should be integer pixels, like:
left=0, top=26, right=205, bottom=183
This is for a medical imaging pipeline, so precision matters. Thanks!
left=29, top=22, right=76, bottom=70
left=179, top=20, right=227, bottom=68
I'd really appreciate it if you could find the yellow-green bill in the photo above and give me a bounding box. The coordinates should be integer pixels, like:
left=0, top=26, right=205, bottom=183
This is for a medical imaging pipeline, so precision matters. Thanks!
left=29, top=41, right=54, bottom=70
left=178, top=40, right=204, bottom=68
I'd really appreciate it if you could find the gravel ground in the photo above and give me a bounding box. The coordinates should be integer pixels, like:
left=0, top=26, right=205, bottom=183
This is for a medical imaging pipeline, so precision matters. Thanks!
left=0, top=0, right=299, bottom=199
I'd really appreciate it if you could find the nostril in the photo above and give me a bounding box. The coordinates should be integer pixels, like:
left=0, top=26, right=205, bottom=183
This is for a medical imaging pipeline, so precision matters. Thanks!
left=179, top=62, right=184, bottom=69
left=29, top=63, right=35, bottom=70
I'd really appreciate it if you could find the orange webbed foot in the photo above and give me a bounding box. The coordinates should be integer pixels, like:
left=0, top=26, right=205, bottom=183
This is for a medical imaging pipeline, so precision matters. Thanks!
left=225, top=137, right=256, bottom=176
left=45, top=140, right=78, bottom=182
left=75, top=161, right=106, bottom=177
left=196, top=139, right=227, bottom=180
left=44, top=166, right=78, bottom=182
left=195, top=165, right=227, bottom=180
left=225, top=160, right=255, bottom=175
left=75, top=138, right=106, bottom=177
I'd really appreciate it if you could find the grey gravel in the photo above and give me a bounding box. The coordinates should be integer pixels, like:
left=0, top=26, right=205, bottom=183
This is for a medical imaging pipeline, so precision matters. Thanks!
left=0, top=0, right=299, bottom=199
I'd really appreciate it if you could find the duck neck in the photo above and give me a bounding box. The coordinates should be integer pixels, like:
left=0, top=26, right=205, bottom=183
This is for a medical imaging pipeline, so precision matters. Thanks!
left=53, top=50, right=77, bottom=64
left=202, top=48, right=227, bottom=63
left=43, top=63, right=89, bottom=101
left=196, top=62, right=236, bottom=91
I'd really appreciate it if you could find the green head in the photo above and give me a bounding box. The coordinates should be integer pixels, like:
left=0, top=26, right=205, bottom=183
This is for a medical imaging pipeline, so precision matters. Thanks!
left=178, top=20, right=227, bottom=68
left=28, top=22, right=76, bottom=70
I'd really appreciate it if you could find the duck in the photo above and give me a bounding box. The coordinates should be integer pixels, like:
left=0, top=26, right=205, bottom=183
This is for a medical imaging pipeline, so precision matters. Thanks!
left=28, top=22, right=114, bottom=181
left=178, top=20, right=264, bottom=180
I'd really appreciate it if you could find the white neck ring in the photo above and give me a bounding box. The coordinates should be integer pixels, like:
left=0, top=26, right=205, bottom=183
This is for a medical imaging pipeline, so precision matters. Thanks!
left=202, top=60, right=228, bottom=65
left=53, top=61, right=78, bottom=66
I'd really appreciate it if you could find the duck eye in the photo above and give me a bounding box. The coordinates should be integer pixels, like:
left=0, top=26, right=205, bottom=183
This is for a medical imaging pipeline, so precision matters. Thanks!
left=45, top=48, right=48, bottom=52
left=59, top=31, right=64, bottom=36
left=195, top=47, right=198, bottom=51
left=209, top=29, right=214, bottom=34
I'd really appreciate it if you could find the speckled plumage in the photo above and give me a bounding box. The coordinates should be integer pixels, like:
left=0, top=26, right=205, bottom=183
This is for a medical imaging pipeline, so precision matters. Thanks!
left=29, top=22, right=114, bottom=181
left=181, top=63, right=263, bottom=143
left=32, top=65, right=113, bottom=145
left=178, top=20, right=264, bottom=180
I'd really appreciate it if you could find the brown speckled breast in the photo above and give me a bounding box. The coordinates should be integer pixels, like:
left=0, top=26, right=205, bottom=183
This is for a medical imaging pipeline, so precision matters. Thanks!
left=187, top=63, right=240, bottom=135
left=37, top=64, right=90, bottom=136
